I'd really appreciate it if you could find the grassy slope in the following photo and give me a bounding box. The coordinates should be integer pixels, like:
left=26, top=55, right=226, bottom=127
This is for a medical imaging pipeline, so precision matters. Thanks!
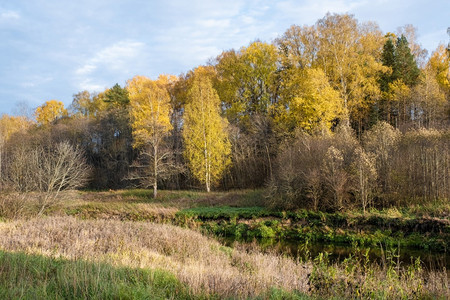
left=0, top=216, right=447, bottom=299
left=0, top=251, right=191, bottom=300
left=0, top=189, right=448, bottom=299
left=0, top=217, right=312, bottom=299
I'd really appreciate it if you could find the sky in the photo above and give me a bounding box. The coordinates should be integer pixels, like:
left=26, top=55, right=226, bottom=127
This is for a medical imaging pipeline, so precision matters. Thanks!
left=0, top=0, right=449, bottom=116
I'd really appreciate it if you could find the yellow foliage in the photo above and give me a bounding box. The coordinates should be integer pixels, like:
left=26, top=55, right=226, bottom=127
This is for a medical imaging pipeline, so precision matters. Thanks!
left=428, top=44, right=450, bottom=94
left=0, top=114, right=32, bottom=142
left=183, top=68, right=231, bottom=192
left=215, top=42, right=278, bottom=125
left=387, top=79, right=410, bottom=102
left=35, top=100, right=68, bottom=125
left=127, top=75, right=173, bottom=148
left=275, top=68, right=343, bottom=132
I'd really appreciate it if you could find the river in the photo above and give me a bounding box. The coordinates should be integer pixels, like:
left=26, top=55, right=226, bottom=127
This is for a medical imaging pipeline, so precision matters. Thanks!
left=221, top=237, right=449, bottom=272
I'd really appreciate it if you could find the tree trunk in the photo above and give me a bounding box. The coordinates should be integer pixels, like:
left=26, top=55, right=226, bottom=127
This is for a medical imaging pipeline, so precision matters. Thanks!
left=153, top=144, right=158, bottom=198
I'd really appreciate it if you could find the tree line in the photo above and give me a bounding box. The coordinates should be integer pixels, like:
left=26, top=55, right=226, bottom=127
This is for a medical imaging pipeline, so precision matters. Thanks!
left=0, top=13, right=449, bottom=212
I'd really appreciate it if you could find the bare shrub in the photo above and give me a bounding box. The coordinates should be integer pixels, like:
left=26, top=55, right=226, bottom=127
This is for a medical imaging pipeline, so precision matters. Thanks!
left=321, top=146, right=348, bottom=210
left=0, top=193, right=28, bottom=219
left=351, top=147, right=377, bottom=214
left=392, top=128, right=450, bottom=204
left=2, top=141, right=90, bottom=215
left=363, top=121, right=400, bottom=206
left=270, top=125, right=357, bottom=211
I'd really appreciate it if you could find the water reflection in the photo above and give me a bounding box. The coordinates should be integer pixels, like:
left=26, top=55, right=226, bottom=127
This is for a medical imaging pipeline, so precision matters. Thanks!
left=221, top=237, right=449, bottom=271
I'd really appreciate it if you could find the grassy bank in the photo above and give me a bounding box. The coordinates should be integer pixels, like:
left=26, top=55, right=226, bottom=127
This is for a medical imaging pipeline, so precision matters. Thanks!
left=46, top=190, right=449, bottom=252
left=178, top=206, right=449, bottom=251
left=0, top=216, right=447, bottom=299
left=0, top=251, right=191, bottom=299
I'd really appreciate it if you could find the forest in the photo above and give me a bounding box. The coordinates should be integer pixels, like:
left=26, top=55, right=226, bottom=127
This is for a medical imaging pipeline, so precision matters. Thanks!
left=2, top=13, right=448, bottom=211
left=0, top=13, right=449, bottom=299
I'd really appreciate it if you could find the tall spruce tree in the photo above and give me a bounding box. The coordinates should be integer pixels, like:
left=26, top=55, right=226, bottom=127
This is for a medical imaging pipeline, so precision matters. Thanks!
left=394, top=35, right=420, bottom=87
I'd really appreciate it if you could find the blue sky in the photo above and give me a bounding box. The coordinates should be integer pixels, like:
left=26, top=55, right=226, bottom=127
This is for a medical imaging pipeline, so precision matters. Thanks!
left=1, top=0, right=449, bottom=116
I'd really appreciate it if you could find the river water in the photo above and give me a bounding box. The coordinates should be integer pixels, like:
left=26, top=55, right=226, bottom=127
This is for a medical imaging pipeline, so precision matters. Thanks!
left=221, top=237, right=449, bottom=272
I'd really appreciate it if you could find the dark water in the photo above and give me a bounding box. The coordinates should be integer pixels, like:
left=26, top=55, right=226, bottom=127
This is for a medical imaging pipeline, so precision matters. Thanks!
left=221, top=237, right=449, bottom=272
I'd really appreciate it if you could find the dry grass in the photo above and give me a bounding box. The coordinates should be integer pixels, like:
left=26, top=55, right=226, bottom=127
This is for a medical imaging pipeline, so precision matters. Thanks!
left=0, top=216, right=310, bottom=298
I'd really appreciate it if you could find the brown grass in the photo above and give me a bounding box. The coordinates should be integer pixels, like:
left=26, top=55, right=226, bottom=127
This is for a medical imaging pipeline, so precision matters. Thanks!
left=0, top=216, right=310, bottom=298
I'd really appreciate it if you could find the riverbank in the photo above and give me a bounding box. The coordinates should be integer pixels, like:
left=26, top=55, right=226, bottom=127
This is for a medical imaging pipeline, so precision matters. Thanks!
left=0, top=189, right=448, bottom=299
left=0, top=216, right=448, bottom=299
left=53, top=190, right=449, bottom=253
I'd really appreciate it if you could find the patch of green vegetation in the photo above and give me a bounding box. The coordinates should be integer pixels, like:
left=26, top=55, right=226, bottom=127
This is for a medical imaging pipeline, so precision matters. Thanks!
left=121, top=189, right=155, bottom=199
left=262, top=288, right=311, bottom=300
left=177, top=206, right=277, bottom=220
left=0, top=250, right=193, bottom=300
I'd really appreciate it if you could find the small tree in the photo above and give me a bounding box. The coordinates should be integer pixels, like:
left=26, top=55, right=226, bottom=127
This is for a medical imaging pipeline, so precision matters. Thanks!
left=321, top=146, right=348, bottom=210
left=352, top=147, right=377, bottom=214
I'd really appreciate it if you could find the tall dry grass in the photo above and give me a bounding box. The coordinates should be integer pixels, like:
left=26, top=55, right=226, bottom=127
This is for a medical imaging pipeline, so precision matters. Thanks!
left=0, top=216, right=447, bottom=299
left=0, top=216, right=310, bottom=298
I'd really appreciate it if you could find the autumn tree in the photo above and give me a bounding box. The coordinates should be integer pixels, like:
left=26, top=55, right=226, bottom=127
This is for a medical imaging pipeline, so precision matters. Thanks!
left=275, top=24, right=318, bottom=70
left=35, top=100, right=68, bottom=125
left=274, top=68, right=343, bottom=133
left=215, top=41, right=278, bottom=127
left=315, top=13, right=386, bottom=132
left=0, top=115, right=32, bottom=188
left=215, top=42, right=279, bottom=187
left=386, top=79, right=411, bottom=127
left=127, top=75, right=174, bottom=198
left=428, top=44, right=450, bottom=95
left=412, top=67, right=447, bottom=128
left=70, top=90, right=106, bottom=117
left=183, top=67, right=231, bottom=192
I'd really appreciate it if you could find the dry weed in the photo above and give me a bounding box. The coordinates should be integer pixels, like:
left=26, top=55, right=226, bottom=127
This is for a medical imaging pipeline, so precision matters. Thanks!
left=0, top=216, right=310, bottom=298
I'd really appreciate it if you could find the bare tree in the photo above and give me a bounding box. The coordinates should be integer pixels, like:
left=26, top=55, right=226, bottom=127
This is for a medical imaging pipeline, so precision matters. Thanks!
left=322, top=146, right=348, bottom=210
left=127, top=142, right=184, bottom=192
left=3, top=141, right=90, bottom=215
left=352, top=147, right=377, bottom=214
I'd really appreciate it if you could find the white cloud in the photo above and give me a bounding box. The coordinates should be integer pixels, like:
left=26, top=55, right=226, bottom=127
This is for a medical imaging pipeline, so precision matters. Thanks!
left=75, top=64, right=97, bottom=76
left=74, top=40, right=145, bottom=91
left=78, top=79, right=106, bottom=92
left=75, top=40, right=145, bottom=76
left=0, top=10, right=20, bottom=21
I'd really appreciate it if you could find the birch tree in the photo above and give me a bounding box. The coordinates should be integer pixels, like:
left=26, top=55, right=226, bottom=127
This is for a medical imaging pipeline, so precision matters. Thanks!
left=127, top=75, right=174, bottom=198
left=183, top=67, right=231, bottom=192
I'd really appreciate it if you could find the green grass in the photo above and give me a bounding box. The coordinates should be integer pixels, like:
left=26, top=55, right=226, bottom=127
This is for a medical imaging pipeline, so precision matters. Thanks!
left=176, top=206, right=277, bottom=220
left=0, top=251, right=193, bottom=300
left=0, top=250, right=314, bottom=300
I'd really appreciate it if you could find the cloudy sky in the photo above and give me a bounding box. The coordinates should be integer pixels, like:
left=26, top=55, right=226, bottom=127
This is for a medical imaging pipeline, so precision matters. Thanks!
left=1, top=0, right=448, bottom=115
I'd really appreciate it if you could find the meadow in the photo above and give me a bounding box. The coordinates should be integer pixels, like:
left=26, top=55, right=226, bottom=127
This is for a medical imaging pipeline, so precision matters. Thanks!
left=0, top=189, right=448, bottom=299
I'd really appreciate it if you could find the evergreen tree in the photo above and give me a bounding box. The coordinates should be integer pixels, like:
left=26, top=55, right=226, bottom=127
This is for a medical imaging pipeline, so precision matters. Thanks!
left=380, top=37, right=396, bottom=92
left=104, top=83, right=130, bottom=108
left=394, top=35, right=420, bottom=87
